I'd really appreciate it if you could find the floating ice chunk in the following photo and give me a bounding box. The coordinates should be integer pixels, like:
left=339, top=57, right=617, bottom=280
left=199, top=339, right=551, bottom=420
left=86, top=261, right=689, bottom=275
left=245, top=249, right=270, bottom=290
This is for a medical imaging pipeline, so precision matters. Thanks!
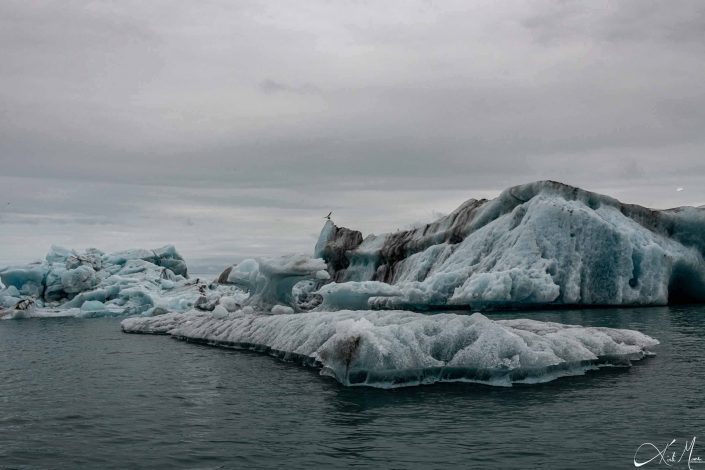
left=121, top=310, right=658, bottom=388
left=1, top=304, right=125, bottom=320
left=0, top=244, right=247, bottom=319
left=316, top=281, right=402, bottom=310
left=227, top=255, right=328, bottom=311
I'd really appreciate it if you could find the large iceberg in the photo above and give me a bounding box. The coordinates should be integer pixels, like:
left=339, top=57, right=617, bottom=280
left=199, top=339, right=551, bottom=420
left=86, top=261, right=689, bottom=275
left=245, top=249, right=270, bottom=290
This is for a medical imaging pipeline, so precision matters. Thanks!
left=0, top=245, right=245, bottom=319
left=314, top=181, right=705, bottom=310
left=121, top=309, right=658, bottom=388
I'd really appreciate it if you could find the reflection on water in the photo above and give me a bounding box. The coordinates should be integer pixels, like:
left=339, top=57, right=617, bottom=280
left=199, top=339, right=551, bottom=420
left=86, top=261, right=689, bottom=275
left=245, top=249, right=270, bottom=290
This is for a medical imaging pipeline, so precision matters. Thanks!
left=2, top=306, right=705, bottom=469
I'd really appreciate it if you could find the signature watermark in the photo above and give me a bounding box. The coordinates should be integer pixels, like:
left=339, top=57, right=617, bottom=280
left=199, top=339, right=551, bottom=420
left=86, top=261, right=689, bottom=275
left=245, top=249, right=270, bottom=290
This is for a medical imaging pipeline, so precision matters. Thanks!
left=635, top=437, right=705, bottom=468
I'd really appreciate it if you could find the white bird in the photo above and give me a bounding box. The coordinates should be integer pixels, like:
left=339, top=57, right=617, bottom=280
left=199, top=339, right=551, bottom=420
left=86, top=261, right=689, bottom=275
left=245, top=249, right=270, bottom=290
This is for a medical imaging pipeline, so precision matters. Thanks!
left=677, top=187, right=684, bottom=192
left=324, top=211, right=332, bottom=220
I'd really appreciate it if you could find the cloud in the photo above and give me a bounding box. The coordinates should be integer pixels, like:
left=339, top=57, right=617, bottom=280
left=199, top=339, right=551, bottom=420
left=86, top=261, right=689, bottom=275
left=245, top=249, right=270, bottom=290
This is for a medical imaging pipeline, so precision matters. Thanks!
left=1, top=1, right=705, bottom=268
left=259, top=79, right=321, bottom=95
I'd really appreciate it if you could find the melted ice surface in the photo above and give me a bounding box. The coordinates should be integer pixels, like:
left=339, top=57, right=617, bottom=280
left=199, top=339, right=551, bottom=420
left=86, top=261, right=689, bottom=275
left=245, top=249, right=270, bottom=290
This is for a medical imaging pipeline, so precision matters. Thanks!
left=121, top=310, right=658, bottom=388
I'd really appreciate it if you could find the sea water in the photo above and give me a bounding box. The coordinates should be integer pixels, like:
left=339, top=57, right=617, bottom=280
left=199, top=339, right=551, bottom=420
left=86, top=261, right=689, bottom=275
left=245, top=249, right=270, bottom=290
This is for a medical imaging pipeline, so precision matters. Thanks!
left=1, top=306, right=704, bottom=469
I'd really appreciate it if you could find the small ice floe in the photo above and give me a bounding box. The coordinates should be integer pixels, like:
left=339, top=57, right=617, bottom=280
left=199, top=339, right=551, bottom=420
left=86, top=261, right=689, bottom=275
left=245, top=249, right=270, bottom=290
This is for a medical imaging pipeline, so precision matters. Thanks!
left=121, top=309, right=659, bottom=389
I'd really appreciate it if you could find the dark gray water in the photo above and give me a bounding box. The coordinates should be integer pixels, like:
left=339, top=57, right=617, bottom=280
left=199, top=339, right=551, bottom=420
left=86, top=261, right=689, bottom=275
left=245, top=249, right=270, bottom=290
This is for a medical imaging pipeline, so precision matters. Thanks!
left=2, top=306, right=705, bottom=469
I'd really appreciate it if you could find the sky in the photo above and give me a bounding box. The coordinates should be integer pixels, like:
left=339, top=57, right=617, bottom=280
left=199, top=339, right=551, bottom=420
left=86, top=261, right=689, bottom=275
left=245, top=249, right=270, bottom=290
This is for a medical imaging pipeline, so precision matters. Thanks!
left=1, top=0, right=705, bottom=271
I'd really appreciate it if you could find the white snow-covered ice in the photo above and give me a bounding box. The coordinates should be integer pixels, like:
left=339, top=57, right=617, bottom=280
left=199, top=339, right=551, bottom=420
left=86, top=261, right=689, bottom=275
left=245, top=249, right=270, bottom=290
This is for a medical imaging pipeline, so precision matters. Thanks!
left=121, top=309, right=658, bottom=388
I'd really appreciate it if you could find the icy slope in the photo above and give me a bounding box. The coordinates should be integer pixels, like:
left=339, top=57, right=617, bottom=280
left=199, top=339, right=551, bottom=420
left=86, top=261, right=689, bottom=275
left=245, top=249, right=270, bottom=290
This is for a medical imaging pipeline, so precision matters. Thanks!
left=316, top=181, right=705, bottom=309
left=121, top=309, right=658, bottom=388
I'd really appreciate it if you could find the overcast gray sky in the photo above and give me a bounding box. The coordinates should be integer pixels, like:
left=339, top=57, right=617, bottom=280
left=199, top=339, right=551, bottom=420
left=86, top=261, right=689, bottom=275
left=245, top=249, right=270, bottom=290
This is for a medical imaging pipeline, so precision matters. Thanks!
left=1, top=0, right=704, bottom=271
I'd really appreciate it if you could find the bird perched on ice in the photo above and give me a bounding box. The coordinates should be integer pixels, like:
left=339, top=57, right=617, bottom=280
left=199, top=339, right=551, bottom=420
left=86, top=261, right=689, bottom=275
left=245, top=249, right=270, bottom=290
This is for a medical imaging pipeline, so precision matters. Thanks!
left=324, top=211, right=332, bottom=220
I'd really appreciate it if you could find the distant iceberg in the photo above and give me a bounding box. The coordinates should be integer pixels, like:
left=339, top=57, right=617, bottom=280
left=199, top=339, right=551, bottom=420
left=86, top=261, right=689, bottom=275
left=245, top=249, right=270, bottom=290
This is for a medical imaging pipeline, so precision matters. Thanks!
left=121, top=309, right=658, bottom=388
left=309, top=181, right=705, bottom=310
left=0, top=245, right=245, bottom=319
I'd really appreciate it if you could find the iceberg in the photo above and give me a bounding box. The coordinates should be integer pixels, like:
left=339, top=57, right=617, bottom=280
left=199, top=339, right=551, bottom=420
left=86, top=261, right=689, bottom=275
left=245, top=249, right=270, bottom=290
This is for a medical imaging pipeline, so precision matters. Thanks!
left=0, top=245, right=245, bottom=319
left=121, top=309, right=658, bottom=388
left=2, top=180, right=670, bottom=390
left=314, top=181, right=705, bottom=310
left=218, top=254, right=329, bottom=313
left=316, top=281, right=402, bottom=310
left=5, top=180, right=703, bottom=318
